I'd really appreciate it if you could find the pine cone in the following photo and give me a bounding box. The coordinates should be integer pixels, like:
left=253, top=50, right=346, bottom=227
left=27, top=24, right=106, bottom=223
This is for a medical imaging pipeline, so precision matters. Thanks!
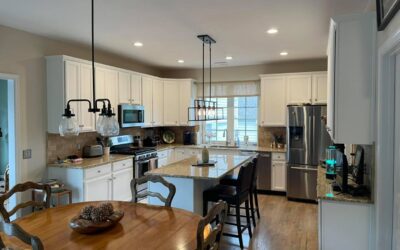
left=80, top=205, right=94, bottom=220
left=99, top=203, right=114, bottom=217
left=90, top=207, right=109, bottom=223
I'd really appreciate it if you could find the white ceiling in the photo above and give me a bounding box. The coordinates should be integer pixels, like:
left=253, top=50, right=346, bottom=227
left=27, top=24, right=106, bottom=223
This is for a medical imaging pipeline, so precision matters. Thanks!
left=0, top=0, right=371, bottom=69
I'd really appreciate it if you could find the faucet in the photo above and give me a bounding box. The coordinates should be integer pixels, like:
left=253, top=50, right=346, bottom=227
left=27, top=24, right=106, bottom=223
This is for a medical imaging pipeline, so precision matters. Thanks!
left=223, top=129, right=230, bottom=146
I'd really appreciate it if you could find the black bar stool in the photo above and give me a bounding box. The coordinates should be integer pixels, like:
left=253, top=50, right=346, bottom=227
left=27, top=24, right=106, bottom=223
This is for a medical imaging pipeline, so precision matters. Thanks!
left=220, top=157, right=260, bottom=228
left=203, top=161, right=254, bottom=249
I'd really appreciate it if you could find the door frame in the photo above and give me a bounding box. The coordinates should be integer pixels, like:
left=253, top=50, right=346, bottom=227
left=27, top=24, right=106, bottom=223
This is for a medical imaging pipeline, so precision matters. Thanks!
left=375, top=29, right=400, bottom=249
left=0, top=73, right=22, bottom=212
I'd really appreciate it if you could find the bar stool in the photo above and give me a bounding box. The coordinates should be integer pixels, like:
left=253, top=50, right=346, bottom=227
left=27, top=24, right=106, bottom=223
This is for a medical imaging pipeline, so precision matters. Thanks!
left=220, top=157, right=260, bottom=227
left=203, top=161, right=254, bottom=249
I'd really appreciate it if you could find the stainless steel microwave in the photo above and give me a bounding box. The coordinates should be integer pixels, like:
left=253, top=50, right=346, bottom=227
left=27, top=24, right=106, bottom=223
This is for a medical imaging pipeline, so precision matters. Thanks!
left=118, top=104, right=144, bottom=127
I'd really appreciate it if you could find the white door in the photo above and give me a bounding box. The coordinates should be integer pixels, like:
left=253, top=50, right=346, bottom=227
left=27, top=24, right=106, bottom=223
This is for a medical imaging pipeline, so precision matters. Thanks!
left=84, top=175, right=112, bottom=201
left=163, top=80, right=180, bottom=126
left=142, top=76, right=153, bottom=126
left=179, top=80, right=193, bottom=125
left=112, top=168, right=133, bottom=201
left=79, top=64, right=95, bottom=132
left=286, top=74, right=313, bottom=104
left=260, top=76, right=286, bottom=126
left=272, top=162, right=286, bottom=191
left=131, top=73, right=142, bottom=105
left=152, top=79, right=164, bottom=126
left=312, top=73, right=328, bottom=104
left=118, top=71, right=131, bottom=104
left=64, top=61, right=80, bottom=126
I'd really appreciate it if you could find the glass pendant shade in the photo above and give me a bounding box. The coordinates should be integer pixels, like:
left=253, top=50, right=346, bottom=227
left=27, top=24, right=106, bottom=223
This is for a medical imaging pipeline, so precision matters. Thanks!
left=96, top=115, right=104, bottom=134
left=59, top=116, right=79, bottom=137
left=100, top=116, right=120, bottom=137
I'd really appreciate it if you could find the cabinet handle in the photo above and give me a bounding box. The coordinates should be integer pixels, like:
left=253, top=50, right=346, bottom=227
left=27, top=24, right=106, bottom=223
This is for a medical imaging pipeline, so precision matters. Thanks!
left=97, top=170, right=101, bottom=173
left=79, top=124, right=84, bottom=128
left=315, top=98, right=317, bottom=101
left=309, top=99, right=312, bottom=103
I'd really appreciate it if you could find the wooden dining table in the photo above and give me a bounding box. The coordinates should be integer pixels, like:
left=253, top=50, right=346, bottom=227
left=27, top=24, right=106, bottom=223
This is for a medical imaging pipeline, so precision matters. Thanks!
left=13, top=201, right=201, bottom=250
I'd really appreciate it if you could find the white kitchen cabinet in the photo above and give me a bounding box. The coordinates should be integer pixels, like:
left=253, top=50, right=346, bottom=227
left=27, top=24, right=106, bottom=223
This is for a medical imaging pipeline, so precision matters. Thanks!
left=327, top=12, right=375, bottom=145
left=152, top=79, right=164, bottom=126
left=272, top=162, right=286, bottom=191
left=163, top=80, right=180, bottom=126
left=96, top=67, right=118, bottom=120
left=84, top=174, right=112, bottom=201
left=179, top=80, right=196, bottom=126
left=259, top=76, right=287, bottom=126
left=112, top=167, right=133, bottom=201
left=174, top=148, right=188, bottom=162
left=130, top=73, right=142, bottom=105
left=312, top=73, right=327, bottom=104
left=142, top=76, right=154, bottom=126
left=286, top=74, right=313, bottom=104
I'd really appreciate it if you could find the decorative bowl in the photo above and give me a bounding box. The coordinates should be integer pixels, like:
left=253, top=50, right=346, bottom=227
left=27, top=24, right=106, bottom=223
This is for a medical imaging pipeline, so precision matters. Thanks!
left=69, top=211, right=124, bottom=234
left=162, top=130, right=175, bottom=144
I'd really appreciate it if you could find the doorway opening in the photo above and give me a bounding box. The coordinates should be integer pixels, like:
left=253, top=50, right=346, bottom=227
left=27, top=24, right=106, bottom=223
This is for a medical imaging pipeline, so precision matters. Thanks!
left=0, top=74, right=18, bottom=213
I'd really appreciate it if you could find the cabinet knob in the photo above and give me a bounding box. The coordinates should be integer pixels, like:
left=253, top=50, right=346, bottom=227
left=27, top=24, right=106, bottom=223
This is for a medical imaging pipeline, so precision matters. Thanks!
left=315, top=98, right=317, bottom=101
left=97, top=170, right=101, bottom=173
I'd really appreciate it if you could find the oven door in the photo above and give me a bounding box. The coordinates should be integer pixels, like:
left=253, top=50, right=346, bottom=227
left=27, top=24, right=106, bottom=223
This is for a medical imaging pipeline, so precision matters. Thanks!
left=118, top=104, right=144, bottom=128
left=135, top=158, right=158, bottom=192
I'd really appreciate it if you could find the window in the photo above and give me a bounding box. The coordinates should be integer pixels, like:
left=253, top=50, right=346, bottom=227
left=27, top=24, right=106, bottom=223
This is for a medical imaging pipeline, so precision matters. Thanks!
left=204, top=96, right=258, bottom=145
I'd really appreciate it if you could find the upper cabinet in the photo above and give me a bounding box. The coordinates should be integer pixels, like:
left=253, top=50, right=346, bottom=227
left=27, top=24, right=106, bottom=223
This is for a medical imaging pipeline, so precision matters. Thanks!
left=260, top=72, right=327, bottom=127
left=117, top=71, right=142, bottom=105
left=142, top=76, right=164, bottom=127
left=327, top=12, right=375, bottom=145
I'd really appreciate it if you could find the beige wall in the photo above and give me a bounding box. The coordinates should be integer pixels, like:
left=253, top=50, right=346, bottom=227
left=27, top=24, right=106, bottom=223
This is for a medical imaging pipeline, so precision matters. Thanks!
left=0, top=25, right=162, bottom=182
left=160, top=58, right=327, bottom=82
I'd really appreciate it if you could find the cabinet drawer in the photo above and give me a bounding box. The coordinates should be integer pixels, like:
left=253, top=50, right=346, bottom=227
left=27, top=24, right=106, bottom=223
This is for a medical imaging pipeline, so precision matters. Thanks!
left=113, top=159, right=133, bottom=172
left=272, top=153, right=286, bottom=162
left=85, top=164, right=112, bottom=180
left=157, top=149, right=171, bottom=159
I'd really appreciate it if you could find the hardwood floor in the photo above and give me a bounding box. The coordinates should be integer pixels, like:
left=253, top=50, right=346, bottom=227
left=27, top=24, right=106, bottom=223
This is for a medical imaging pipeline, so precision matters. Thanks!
left=220, top=194, right=318, bottom=250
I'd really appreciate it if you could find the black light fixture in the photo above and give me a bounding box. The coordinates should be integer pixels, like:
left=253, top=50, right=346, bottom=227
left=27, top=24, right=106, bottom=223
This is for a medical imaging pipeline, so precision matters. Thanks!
left=188, top=34, right=223, bottom=121
left=59, top=0, right=119, bottom=137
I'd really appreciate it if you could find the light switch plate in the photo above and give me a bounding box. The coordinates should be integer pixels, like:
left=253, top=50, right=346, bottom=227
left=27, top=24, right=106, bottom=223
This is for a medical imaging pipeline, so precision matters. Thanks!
left=22, top=149, right=32, bottom=159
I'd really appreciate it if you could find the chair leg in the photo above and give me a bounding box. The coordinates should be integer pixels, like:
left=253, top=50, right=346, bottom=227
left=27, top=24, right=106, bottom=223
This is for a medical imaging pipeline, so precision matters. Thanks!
left=235, top=202, right=244, bottom=249
left=245, top=200, right=252, bottom=238
left=249, top=191, right=256, bottom=227
left=254, top=189, right=260, bottom=219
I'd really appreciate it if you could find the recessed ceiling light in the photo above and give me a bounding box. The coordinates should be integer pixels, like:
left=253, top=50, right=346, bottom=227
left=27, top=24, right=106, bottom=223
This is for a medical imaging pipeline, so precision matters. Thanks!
left=178, top=59, right=184, bottom=63
left=225, top=56, right=233, bottom=60
left=133, top=42, right=143, bottom=47
left=267, top=28, right=278, bottom=34
left=280, top=51, right=288, bottom=56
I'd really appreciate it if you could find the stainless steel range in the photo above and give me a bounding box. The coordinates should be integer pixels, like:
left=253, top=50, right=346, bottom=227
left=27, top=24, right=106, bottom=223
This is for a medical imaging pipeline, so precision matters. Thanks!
left=109, top=135, right=158, bottom=194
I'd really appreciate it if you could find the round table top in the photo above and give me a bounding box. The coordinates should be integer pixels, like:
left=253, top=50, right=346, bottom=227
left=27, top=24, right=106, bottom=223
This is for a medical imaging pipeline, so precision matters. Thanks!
left=14, top=201, right=201, bottom=250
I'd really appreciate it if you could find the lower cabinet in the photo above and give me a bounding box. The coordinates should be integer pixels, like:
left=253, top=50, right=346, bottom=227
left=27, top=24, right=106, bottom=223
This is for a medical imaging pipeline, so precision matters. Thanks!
left=48, top=158, right=133, bottom=202
left=271, top=153, right=287, bottom=192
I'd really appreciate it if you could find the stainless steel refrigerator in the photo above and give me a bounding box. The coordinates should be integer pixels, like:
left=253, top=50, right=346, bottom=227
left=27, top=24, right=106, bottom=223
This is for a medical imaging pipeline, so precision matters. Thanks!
left=287, top=105, right=332, bottom=200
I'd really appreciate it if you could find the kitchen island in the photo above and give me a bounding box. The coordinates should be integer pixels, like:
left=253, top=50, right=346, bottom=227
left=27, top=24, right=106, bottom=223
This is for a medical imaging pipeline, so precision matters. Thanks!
left=146, top=154, right=254, bottom=214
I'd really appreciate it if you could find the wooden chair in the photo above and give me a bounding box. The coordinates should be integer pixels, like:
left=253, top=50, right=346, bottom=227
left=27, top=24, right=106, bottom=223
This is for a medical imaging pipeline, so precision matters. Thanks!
left=0, top=181, right=51, bottom=222
left=197, top=200, right=228, bottom=250
left=0, top=222, right=43, bottom=250
left=130, top=175, right=176, bottom=207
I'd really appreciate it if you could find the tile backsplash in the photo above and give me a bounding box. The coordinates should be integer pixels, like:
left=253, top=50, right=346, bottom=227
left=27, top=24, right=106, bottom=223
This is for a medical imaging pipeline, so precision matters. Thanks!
left=47, top=126, right=199, bottom=163
left=258, top=126, right=286, bottom=147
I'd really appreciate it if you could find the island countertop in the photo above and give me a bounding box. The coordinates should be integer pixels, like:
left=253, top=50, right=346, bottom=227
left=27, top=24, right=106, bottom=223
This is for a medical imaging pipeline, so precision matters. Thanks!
left=146, top=154, right=253, bottom=180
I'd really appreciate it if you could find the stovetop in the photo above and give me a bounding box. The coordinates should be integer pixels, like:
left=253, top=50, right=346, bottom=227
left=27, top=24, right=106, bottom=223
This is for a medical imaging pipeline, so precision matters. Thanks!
left=110, top=146, right=156, bottom=156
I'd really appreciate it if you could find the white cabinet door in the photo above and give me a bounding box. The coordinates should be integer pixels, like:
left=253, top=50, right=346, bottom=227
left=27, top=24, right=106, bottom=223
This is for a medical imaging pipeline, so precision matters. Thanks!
left=312, top=73, right=327, bottom=104
left=79, top=64, right=95, bottom=132
left=112, top=168, right=133, bottom=201
left=163, top=80, right=180, bottom=126
left=272, top=162, right=286, bottom=191
left=142, top=76, right=153, bottom=126
left=260, top=76, right=286, bottom=126
left=84, top=174, right=112, bottom=201
left=174, top=149, right=186, bottom=162
left=286, top=74, right=313, bottom=104
left=179, top=80, right=193, bottom=125
left=152, top=79, right=164, bottom=126
left=158, top=157, right=169, bottom=168
left=118, top=71, right=131, bottom=104
left=104, top=69, right=118, bottom=114
left=64, top=61, right=80, bottom=125
left=131, top=73, right=142, bottom=105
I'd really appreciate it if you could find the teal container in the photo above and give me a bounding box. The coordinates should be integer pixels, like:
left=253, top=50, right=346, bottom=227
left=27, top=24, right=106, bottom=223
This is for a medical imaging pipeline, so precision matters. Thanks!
left=326, top=146, right=336, bottom=179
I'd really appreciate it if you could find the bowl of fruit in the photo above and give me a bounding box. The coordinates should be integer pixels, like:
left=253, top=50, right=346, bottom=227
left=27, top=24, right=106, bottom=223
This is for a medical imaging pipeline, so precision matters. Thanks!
left=69, top=203, right=124, bottom=234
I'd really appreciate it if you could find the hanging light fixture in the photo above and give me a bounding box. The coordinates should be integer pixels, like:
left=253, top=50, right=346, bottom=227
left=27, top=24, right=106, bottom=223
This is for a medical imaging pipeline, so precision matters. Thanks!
left=188, top=34, right=223, bottom=121
left=59, top=0, right=119, bottom=137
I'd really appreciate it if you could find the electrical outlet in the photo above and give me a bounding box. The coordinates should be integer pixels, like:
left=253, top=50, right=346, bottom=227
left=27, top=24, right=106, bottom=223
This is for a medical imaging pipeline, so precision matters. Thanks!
left=22, top=149, right=32, bottom=159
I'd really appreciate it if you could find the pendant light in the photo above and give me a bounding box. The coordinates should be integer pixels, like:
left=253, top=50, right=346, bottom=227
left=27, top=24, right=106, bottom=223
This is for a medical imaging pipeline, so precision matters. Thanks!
left=188, top=34, right=223, bottom=121
left=59, top=0, right=119, bottom=137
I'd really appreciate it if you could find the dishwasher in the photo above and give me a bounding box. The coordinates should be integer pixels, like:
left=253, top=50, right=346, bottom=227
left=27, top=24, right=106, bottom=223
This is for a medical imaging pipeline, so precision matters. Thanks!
left=257, top=153, right=272, bottom=191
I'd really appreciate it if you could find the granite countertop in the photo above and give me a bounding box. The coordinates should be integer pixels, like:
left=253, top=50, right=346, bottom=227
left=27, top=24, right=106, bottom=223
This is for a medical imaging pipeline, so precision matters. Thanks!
left=317, top=166, right=373, bottom=204
left=47, top=154, right=134, bottom=169
left=155, top=144, right=286, bottom=153
left=146, top=154, right=253, bottom=180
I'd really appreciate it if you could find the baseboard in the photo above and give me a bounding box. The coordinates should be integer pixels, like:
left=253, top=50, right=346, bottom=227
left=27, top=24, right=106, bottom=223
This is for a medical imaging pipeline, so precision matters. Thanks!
left=257, top=190, right=286, bottom=196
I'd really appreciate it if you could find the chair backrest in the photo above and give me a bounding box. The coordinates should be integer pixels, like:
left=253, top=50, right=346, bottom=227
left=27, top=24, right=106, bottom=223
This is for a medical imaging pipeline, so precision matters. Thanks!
left=236, top=161, right=254, bottom=194
left=251, top=156, right=259, bottom=189
left=196, top=200, right=227, bottom=250
left=0, top=182, right=51, bottom=223
left=0, top=222, right=43, bottom=250
left=130, top=175, right=176, bottom=207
